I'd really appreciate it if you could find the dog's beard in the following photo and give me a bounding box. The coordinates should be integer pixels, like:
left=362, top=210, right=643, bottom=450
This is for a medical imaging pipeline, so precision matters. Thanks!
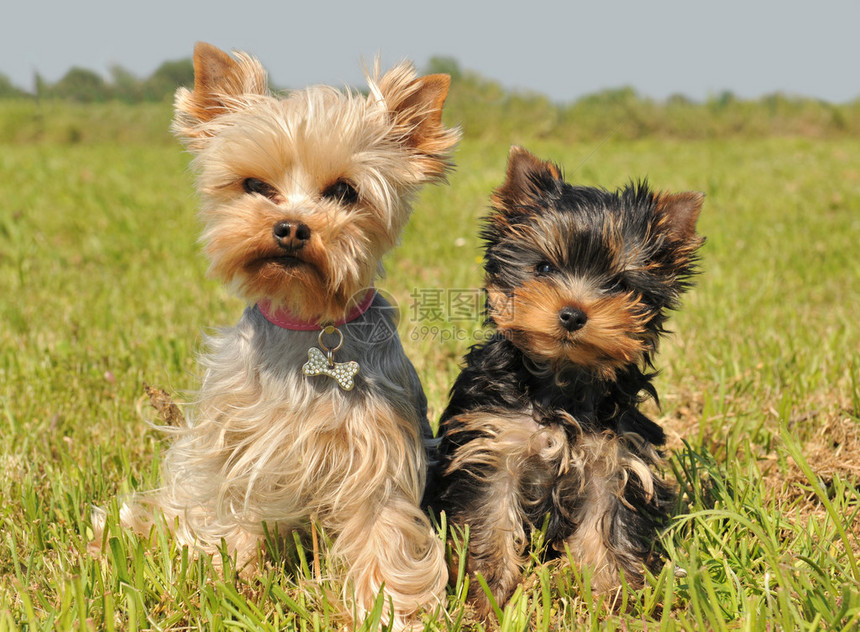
left=487, top=283, right=651, bottom=379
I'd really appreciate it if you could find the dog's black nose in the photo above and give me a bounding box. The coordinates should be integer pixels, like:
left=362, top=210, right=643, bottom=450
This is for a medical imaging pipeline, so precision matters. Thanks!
left=558, top=306, right=587, bottom=332
left=273, top=221, right=311, bottom=250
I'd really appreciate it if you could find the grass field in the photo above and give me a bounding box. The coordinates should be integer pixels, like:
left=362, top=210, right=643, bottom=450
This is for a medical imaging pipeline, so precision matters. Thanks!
left=1, top=103, right=859, bottom=630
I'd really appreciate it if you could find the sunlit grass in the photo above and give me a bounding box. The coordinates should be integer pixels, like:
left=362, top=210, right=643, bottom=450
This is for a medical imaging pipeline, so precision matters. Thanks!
left=1, top=119, right=858, bottom=629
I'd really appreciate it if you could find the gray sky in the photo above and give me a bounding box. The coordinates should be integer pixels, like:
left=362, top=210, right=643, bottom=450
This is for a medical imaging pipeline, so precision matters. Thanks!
left=3, top=0, right=858, bottom=103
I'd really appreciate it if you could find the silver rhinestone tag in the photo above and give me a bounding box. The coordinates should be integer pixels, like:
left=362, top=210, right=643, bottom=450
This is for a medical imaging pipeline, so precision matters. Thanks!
left=302, top=347, right=359, bottom=391
left=301, top=325, right=359, bottom=391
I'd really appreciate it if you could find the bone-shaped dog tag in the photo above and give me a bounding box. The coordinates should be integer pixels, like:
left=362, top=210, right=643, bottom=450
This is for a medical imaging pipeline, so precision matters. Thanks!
left=302, top=347, right=359, bottom=391
left=301, top=325, right=359, bottom=391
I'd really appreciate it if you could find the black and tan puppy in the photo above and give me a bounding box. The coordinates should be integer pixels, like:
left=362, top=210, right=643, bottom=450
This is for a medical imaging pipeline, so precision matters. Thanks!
left=428, top=146, right=704, bottom=616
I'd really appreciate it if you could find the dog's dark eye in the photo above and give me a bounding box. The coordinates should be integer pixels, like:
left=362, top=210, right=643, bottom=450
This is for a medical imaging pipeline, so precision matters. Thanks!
left=608, top=277, right=626, bottom=293
left=242, top=178, right=279, bottom=200
left=535, top=261, right=556, bottom=276
left=322, top=179, right=359, bottom=205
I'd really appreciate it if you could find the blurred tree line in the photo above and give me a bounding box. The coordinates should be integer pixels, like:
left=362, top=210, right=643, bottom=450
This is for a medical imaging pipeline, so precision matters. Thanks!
left=1, top=56, right=859, bottom=142
left=0, top=58, right=195, bottom=102
left=422, top=57, right=860, bottom=141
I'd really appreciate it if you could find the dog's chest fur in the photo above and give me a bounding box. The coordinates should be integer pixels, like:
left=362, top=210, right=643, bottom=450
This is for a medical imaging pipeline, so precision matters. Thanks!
left=180, top=295, right=431, bottom=525
left=435, top=334, right=667, bottom=544
left=203, top=300, right=427, bottom=420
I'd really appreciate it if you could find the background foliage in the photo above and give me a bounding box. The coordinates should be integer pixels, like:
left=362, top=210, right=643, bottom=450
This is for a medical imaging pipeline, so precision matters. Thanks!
left=2, top=55, right=860, bottom=143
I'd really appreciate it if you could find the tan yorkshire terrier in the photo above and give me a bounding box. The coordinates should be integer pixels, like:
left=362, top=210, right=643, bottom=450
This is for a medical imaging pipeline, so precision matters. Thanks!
left=93, top=42, right=459, bottom=628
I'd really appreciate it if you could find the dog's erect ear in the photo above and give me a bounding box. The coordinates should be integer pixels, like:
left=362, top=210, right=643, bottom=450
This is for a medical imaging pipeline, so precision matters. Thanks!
left=492, top=146, right=563, bottom=214
left=655, top=191, right=704, bottom=243
left=376, top=65, right=460, bottom=182
left=172, top=42, right=269, bottom=147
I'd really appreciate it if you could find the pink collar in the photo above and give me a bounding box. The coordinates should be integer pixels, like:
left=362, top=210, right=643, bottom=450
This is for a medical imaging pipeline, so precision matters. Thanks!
left=257, top=288, right=376, bottom=331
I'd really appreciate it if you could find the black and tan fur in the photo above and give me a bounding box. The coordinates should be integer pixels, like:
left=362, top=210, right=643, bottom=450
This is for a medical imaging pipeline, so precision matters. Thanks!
left=427, top=146, right=704, bottom=616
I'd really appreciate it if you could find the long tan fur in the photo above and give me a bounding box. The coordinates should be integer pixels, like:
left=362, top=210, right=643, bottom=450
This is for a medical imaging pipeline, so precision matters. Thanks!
left=92, top=42, right=459, bottom=631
